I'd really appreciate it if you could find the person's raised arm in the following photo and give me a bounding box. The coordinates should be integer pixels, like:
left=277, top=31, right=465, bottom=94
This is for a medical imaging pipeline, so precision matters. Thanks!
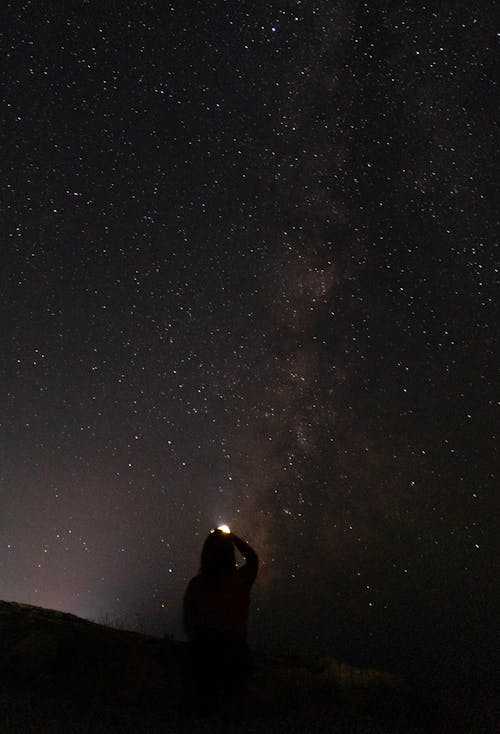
left=231, top=533, right=259, bottom=585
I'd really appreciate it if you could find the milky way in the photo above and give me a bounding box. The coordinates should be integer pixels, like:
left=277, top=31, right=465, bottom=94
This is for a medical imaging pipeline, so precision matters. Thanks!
left=1, top=2, right=497, bottom=684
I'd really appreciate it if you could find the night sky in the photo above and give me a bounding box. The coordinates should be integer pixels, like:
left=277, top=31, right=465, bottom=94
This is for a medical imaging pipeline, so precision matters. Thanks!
left=1, top=2, right=498, bottom=685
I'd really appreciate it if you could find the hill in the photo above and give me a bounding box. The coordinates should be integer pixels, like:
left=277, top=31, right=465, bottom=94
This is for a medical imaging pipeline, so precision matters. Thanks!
left=0, top=600, right=493, bottom=733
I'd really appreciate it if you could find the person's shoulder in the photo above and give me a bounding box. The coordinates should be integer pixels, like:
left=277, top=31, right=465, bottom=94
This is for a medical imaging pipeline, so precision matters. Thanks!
left=185, top=574, right=203, bottom=592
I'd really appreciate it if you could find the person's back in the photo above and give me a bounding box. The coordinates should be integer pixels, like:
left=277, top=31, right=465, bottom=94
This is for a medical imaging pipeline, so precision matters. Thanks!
left=184, top=569, right=251, bottom=633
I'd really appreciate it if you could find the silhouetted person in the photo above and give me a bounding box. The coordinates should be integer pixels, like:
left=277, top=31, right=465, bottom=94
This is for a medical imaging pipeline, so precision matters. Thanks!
left=183, top=528, right=258, bottom=712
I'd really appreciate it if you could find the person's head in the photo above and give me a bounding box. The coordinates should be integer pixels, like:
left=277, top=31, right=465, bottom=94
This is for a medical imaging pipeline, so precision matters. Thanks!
left=200, top=529, right=236, bottom=576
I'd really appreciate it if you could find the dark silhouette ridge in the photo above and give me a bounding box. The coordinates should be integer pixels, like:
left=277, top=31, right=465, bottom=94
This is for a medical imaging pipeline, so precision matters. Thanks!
left=0, top=600, right=493, bottom=732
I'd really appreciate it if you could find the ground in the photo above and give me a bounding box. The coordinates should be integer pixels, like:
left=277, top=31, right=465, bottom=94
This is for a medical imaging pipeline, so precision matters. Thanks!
left=0, top=601, right=494, bottom=733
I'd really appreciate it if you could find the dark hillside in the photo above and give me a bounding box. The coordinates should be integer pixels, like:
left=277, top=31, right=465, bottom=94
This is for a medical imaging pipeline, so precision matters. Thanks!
left=0, top=601, right=493, bottom=733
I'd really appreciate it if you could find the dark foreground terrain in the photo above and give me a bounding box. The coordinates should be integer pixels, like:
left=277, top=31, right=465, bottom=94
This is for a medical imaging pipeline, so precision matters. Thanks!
left=0, top=601, right=495, bottom=733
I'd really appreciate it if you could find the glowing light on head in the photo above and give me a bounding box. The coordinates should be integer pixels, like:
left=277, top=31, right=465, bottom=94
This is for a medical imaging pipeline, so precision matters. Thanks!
left=217, top=524, right=231, bottom=534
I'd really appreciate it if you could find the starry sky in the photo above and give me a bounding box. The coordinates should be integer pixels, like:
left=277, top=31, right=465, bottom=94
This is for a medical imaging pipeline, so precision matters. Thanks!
left=1, top=2, right=498, bottom=685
